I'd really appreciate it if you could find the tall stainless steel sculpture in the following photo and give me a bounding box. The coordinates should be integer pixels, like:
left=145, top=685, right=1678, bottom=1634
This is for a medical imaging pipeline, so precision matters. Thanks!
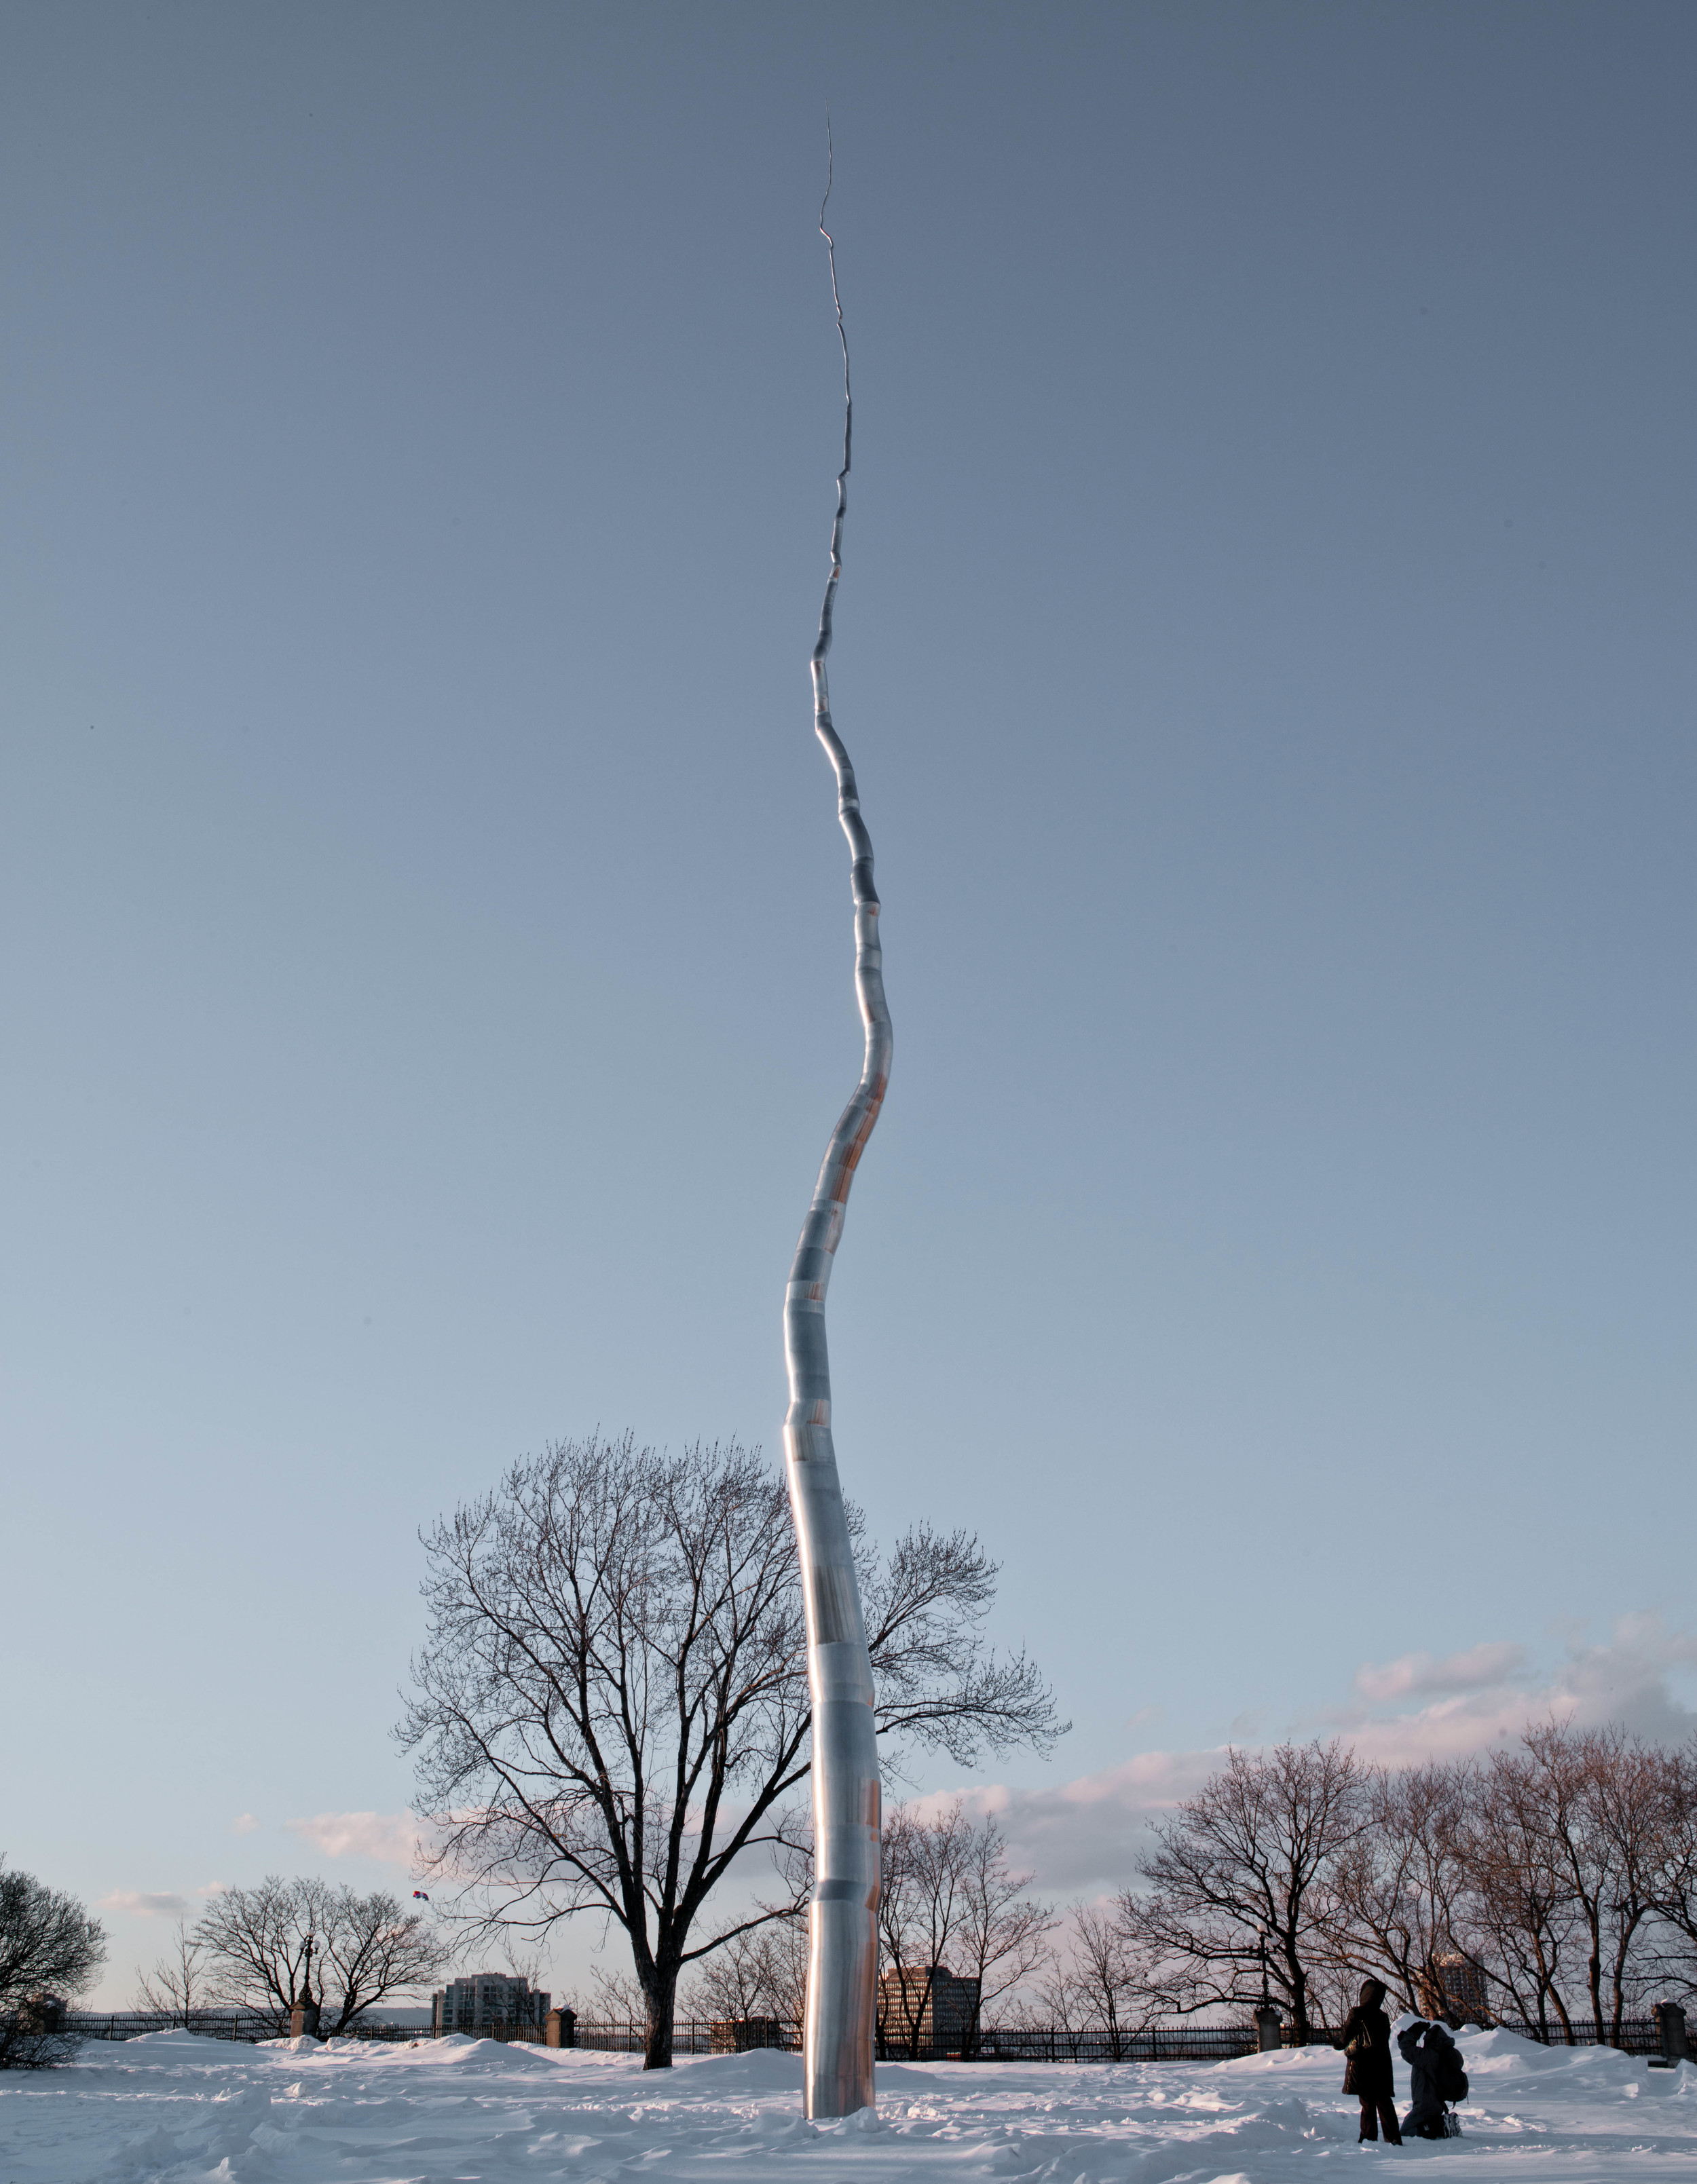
left=783, top=158, right=887, bottom=2122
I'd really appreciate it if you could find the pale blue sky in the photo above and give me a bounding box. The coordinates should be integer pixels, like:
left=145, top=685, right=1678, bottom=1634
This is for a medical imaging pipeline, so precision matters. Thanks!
left=3, top=1, right=1692, bottom=2006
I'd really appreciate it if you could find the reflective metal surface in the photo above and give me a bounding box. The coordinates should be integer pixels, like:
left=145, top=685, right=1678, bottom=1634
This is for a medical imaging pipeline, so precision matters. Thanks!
left=784, top=158, right=887, bottom=2123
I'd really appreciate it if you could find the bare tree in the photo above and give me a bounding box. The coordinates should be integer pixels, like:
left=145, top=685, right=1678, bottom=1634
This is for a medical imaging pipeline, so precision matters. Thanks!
left=1439, top=1725, right=1672, bottom=2042
left=0, top=1862, right=107, bottom=2068
left=679, top=1921, right=799, bottom=2027
left=684, top=1828, right=813, bottom=2029
left=134, top=1919, right=214, bottom=2029
left=194, top=1878, right=448, bottom=2035
left=1041, top=1901, right=1155, bottom=2059
left=1455, top=1742, right=1581, bottom=2037
left=401, top=1432, right=1060, bottom=2069
left=1069, top=1725, right=1685, bottom=2049
left=682, top=1928, right=772, bottom=2024
left=950, top=1811, right=1055, bottom=2054
left=1019, top=1938, right=1092, bottom=2060
left=747, top=1824, right=815, bottom=2029
left=876, top=1803, right=965, bottom=2056
left=1514, top=1723, right=1663, bottom=2044
left=1572, top=1727, right=1666, bottom=2041
left=1643, top=1739, right=1697, bottom=2008
left=1324, top=1763, right=1478, bottom=2014
left=323, top=1888, right=453, bottom=2034
left=1117, top=1741, right=1367, bottom=2044
left=762, top=1908, right=812, bottom=2029
left=195, top=1878, right=314, bottom=2032
left=874, top=1801, right=1051, bottom=2056
left=588, top=1961, right=650, bottom=2023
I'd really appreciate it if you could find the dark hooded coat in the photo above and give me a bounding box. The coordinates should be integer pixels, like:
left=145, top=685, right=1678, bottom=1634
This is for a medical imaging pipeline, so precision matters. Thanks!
left=1398, top=2018, right=1459, bottom=2136
left=1339, top=1981, right=1394, bottom=2097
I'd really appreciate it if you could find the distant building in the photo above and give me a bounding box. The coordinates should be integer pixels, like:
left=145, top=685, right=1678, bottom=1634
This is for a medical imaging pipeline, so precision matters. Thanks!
left=431, top=1975, right=551, bottom=2036
left=709, top=2016, right=785, bottom=2054
left=878, top=1965, right=982, bottom=2056
left=1417, top=1955, right=1491, bottom=2025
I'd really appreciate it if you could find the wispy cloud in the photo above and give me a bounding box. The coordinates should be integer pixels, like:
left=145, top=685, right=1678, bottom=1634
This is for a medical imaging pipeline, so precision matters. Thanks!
left=283, top=1811, right=421, bottom=1865
left=911, top=1747, right=1223, bottom=1891
left=925, top=1615, right=1697, bottom=1897
left=1352, top=1641, right=1528, bottom=1704
left=230, top=1813, right=261, bottom=1837
left=1326, top=1613, right=1697, bottom=1769
left=98, top=1890, right=189, bottom=1917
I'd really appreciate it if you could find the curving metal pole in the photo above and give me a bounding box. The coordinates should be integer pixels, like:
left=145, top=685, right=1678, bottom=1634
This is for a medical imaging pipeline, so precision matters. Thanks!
left=783, top=143, right=888, bottom=2122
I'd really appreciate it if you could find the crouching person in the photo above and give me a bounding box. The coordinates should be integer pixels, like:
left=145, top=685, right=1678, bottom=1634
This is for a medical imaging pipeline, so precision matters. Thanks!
left=1398, top=2018, right=1465, bottom=2140
left=1341, top=1979, right=1402, bottom=2144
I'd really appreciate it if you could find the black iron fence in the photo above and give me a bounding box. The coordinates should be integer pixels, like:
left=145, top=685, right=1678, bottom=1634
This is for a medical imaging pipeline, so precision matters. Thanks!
left=59, top=2010, right=1679, bottom=2061
left=959, top=2025, right=1285, bottom=2063
left=66, top=2013, right=278, bottom=2044
left=58, top=2013, right=1301, bottom=2059
left=1498, top=2019, right=1664, bottom=2056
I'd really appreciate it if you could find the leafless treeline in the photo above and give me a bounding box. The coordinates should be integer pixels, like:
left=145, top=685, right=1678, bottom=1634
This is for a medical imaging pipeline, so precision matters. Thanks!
left=685, top=1725, right=1697, bottom=2054
left=402, top=1433, right=1690, bottom=2063
left=682, top=1799, right=1051, bottom=2057
left=1058, top=1725, right=1697, bottom=2048
left=134, top=1879, right=448, bottom=2036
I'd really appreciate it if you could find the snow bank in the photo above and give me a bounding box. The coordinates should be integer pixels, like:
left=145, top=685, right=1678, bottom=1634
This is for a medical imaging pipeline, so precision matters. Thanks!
left=0, top=2023, right=1690, bottom=2183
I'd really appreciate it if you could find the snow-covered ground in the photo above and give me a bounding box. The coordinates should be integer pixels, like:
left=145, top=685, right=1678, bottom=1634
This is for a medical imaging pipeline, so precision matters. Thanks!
left=3, top=2023, right=1693, bottom=2184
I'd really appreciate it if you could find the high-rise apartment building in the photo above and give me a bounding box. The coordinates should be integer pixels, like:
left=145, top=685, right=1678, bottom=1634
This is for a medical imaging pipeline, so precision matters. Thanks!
left=876, top=1964, right=982, bottom=2057
left=431, top=1975, right=551, bottom=2035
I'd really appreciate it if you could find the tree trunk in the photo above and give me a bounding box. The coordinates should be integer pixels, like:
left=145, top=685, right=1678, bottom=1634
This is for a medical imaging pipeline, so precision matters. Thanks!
left=897, top=1969, right=926, bottom=2059
left=1284, top=1945, right=1311, bottom=2045
left=1610, top=1911, right=1645, bottom=2049
left=641, top=1961, right=679, bottom=2070
left=1586, top=1927, right=1604, bottom=2040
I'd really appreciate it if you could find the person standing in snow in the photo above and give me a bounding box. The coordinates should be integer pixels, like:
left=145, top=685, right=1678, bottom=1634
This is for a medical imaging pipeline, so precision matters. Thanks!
left=1398, top=2018, right=1462, bottom=2139
left=1340, top=1978, right=1402, bottom=2144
